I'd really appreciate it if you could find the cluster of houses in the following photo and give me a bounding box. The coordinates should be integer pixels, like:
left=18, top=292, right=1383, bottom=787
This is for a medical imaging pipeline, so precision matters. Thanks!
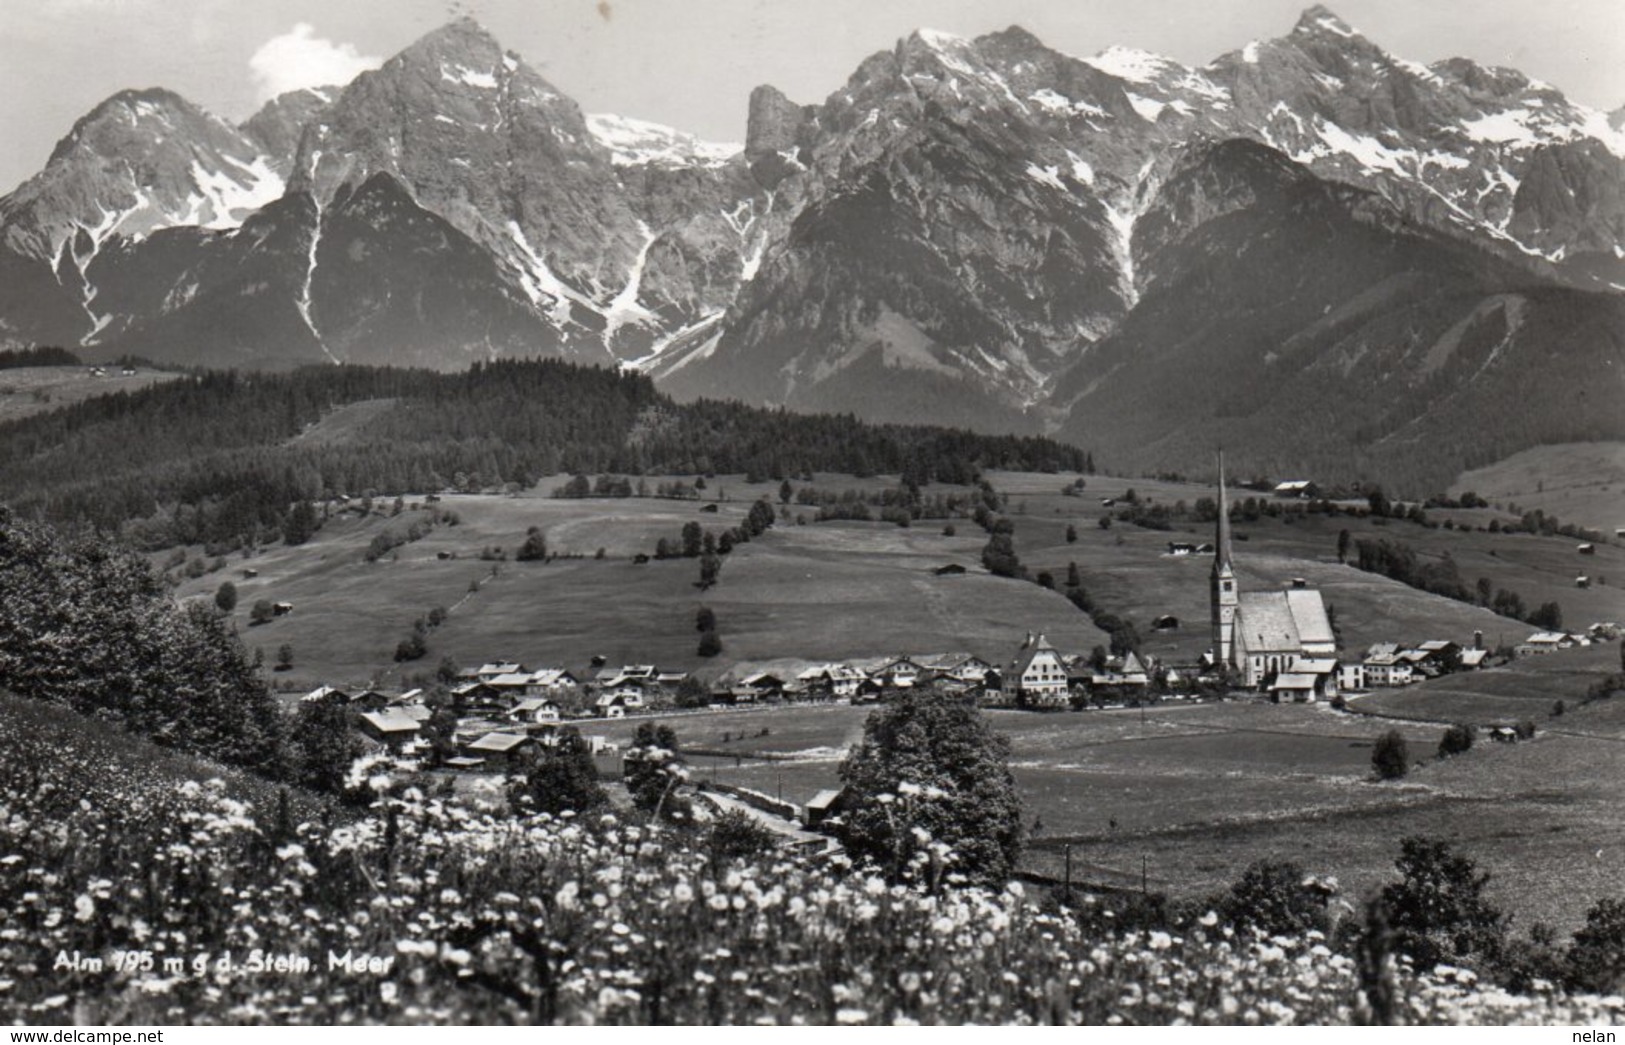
left=1515, top=622, right=1620, bottom=657
left=299, top=662, right=643, bottom=773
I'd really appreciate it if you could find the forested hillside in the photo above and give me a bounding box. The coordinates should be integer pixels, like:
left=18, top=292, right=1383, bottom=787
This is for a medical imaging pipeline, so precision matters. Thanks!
left=0, top=360, right=1087, bottom=548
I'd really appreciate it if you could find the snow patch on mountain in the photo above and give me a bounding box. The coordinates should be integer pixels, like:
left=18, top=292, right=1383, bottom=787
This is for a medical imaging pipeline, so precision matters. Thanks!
left=1025, top=163, right=1066, bottom=190
left=1082, top=45, right=1172, bottom=83
left=441, top=64, right=498, bottom=89
left=1126, top=94, right=1166, bottom=122
left=602, top=222, right=659, bottom=350
left=186, top=155, right=285, bottom=230
left=585, top=113, right=741, bottom=168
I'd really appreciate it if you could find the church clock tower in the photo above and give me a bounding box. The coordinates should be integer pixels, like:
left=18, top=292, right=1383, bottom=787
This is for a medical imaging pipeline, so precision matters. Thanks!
left=1210, top=452, right=1238, bottom=667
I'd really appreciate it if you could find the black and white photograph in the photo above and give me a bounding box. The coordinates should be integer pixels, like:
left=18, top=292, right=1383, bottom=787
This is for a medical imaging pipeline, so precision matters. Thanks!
left=1, top=0, right=1623, bottom=1029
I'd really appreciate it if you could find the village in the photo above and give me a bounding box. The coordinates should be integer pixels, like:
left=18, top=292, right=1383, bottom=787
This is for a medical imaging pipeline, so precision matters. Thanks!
left=299, top=460, right=1623, bottom=817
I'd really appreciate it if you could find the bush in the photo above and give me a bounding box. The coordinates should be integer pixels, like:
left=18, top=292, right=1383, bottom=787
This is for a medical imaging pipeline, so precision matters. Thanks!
left=1372, top=730, right=1409, bottom=780
left=706, top=809, right=778, bottom=863
left=214, top=581, right=237, bottom=614
left=1437, top=724, right=1474, bottom=759
left=1219, top=858, right=1336, bottom=936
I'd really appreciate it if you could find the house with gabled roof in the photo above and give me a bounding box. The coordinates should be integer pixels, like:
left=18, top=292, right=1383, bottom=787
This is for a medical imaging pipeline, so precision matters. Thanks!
left=463, top=732, right=540, bottom=767
left=301, top=684, right=350, bottom=704
left=357, top=709, right=425, bottom=746
left=507, top=697, right=562, bottom=725
left=1011, top=633, right=1070, bottom=707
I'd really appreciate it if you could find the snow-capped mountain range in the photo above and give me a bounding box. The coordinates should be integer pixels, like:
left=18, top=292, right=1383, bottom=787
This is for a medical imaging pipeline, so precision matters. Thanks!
left=0, top=8, right=1621, bottom=483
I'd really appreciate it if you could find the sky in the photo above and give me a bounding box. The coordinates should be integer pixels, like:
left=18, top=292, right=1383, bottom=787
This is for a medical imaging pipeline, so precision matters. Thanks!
left=3, top=0, right=1622, bottom=193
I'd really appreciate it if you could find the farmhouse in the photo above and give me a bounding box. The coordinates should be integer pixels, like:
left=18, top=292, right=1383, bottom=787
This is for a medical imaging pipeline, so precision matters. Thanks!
left=507, top=697, right=562, bottom=724
left=1362, top=653, right=1416, bottom=687
left=1011, top=633, right=1070, bottom=707
left=357, top=709, right=425, bottom=747
left=1516, top=632, right=1573, bottom=656
left=919, top=653, right=993, bottom=684
left=1208, top=456, right=1337, bottom=689
left=463, top=732, right=539, bottom=767
left=1272, top=480, right=1316, bottom=499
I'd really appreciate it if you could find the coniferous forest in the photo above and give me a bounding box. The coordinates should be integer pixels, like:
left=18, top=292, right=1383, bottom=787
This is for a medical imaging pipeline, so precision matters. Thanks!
left=0, top=360, right=1088, bottom=549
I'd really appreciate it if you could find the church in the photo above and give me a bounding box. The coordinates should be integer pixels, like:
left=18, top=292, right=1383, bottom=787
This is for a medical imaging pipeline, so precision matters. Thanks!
left=1208, top=456, right=1336, bottom=689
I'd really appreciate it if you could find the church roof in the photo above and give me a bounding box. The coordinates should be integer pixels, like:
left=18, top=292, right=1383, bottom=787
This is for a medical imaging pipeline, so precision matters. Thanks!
left=1237, top=588, right=1333, bottom=654
left=1285, top=589, right=1335, bottom=645
left=1237, top=592, right=1303, bottom=653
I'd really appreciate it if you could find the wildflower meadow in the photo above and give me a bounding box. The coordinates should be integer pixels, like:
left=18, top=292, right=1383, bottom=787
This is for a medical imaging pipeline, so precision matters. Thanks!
left=2, top=698, right=1621, bottom=1025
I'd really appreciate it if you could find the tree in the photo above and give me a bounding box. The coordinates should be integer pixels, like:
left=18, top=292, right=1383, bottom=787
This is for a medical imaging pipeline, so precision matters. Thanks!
left=1337, top=528, right=1351, bottom=564
left=423, top=697, right=461, bottom=765
left=1380, top=836, right=1505, bottom=966
left=1567, top=898, right=1625, bottom=993
left=214, top=580, right=238, bottom=614
left=1066, top=561, right=1082, bottom=589
left=697, top=629, right=722, bottom=658
left=675, top=675, right=711, bottom=709
left=1065, top=524, right=1078, bottom=544
left=275, top=643, right=295, bottom=671
left=625, top=724, right=689, bottom=820
left=1528, top=601, right=1563, bottom=631
left=249, top=599, right=274, bottom=625
left=516, top=526, right=547, bottom=561
left=981, top=532, right=1024, bottom=579
left=681, top=521, right=703, bottom=558
left=283, top=499, right=319, bottom=546
left=291, top=698, right=364, bottom=796
left=508, top=727, right=608, bottom=816
left=394, top=630, right=427, bottom=662
left=697, top=552, right=721, bottom=590
left=778, top=479, right=794, bottom=505
left=695, top=606, right=717, bottom=633
left=837, top=688, right=1023, bottom=886
left=1372, top=729, right=1408, bottom=780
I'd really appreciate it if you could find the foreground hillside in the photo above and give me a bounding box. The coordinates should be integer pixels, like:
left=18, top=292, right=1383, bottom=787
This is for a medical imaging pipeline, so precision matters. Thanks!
left=4, top=692, right=1622, bottom=1025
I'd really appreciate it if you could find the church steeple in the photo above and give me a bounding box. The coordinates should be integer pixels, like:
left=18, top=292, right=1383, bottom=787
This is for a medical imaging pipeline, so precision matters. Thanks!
left=1210, top=451, right=1238, bottom=667
left=1214, top=450, right=1233, bottom=574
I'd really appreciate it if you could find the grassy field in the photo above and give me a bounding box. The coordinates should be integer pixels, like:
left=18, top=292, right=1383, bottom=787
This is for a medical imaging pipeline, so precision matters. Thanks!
left=1349, top=642, right=1622, bottom=726
left=1450, top=442, right=1625, bottom=535
left=173, top=483, right=1110, bottom=690
left=165, top=466, right=1622, bottom=690
left=970, top=471, right=1617, bottom=663
left=0, top=365, right=181, bottom=423
left=573, top=677, right=1625, bottom=933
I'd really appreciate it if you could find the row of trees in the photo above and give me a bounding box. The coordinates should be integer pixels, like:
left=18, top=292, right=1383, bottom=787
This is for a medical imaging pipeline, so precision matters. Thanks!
left=0, top=360, right=1088, bottom=549
left=1351, top=536, right=1564, bottom=629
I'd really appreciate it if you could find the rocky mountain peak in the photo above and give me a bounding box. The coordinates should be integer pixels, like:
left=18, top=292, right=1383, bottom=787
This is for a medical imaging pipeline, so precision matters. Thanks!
left=1292, top=5, right=1360, bottom=40
left=746, top=84, right=812, bottom=159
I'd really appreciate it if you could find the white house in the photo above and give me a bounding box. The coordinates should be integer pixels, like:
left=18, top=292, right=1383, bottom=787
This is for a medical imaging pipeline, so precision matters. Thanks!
left=1011, top=634, right=1070, bottom=707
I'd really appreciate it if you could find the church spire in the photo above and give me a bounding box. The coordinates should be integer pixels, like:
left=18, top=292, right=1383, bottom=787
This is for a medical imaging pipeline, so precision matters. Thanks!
left=1210, top=449, right=1238, bottom=669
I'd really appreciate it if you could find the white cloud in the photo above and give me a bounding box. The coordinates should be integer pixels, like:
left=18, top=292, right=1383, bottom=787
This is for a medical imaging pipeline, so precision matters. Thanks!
left=249, top=23, right=380, bottom=103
